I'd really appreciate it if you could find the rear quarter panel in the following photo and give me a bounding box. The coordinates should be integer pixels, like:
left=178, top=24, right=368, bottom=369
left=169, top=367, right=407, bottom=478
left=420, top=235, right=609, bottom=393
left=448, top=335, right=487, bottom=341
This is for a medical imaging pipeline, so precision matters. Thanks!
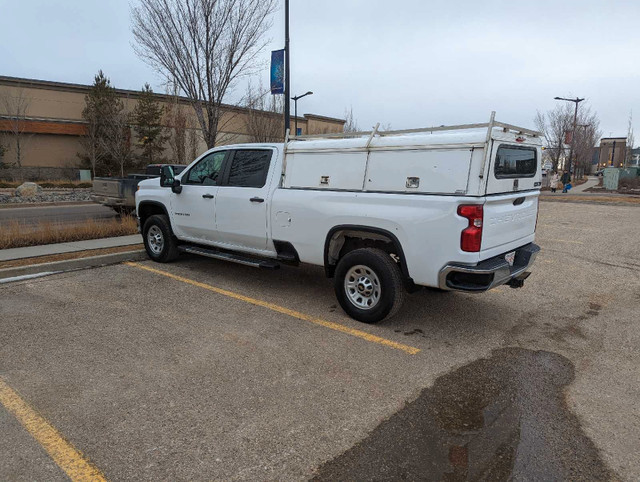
left=271, top=189, right=482, bottom=287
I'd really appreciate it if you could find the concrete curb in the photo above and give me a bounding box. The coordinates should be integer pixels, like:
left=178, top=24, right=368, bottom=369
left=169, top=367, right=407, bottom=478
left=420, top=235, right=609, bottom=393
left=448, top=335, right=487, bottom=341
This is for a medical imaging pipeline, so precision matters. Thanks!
left=0, top=249, right=147, bottom=282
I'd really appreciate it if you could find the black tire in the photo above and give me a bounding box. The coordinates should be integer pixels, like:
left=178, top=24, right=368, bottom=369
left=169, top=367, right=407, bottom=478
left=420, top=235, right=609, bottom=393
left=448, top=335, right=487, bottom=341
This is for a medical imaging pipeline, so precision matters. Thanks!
left=142, top=214, right=180, bottom=262
left=334, top=248, right=405, bottom=323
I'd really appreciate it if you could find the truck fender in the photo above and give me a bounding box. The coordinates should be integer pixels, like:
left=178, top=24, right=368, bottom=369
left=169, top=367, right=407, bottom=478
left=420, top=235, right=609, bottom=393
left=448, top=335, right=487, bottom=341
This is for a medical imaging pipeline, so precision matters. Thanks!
left=137, top=201, right=170, bottom=228
left=323, top=225, right=413, bottom=285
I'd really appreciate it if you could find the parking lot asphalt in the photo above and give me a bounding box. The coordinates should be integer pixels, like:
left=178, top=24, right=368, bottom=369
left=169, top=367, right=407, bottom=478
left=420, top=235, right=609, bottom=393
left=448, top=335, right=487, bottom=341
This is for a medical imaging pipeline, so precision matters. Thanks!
left=0, top=201, right=638, bottom=480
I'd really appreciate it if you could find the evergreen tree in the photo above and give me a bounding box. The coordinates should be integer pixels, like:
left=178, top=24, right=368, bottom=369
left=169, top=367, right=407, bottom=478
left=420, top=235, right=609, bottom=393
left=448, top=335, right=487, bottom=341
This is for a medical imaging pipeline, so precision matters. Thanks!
left=79, top=70, right=128, bottom=176
left=132, top=84, right=167, bottom=164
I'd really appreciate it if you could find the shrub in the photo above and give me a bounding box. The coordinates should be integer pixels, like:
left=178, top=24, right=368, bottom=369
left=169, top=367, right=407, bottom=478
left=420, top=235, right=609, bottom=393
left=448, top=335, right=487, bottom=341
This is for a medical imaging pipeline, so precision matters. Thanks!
left=618, top=177, right=640, bottom=190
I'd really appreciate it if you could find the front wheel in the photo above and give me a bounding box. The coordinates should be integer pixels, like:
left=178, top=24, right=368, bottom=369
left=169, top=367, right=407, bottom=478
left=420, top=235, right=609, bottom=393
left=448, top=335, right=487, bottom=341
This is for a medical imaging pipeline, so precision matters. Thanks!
left=142, top=214, right=180, bottom=262
left=334, top=248, right=405, bottom=323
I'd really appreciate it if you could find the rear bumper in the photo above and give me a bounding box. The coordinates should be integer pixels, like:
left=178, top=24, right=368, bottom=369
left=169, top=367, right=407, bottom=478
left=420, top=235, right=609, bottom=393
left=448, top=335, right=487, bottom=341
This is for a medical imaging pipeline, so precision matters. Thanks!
left=438, top=243, right=540, bottom=292
left=90, top=194, right=127, bottom=207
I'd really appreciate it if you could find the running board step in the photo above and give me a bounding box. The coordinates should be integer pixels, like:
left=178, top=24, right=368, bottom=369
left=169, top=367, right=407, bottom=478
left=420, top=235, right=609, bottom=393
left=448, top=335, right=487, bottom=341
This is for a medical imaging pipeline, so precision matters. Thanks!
left=178, top=245, right=280, bottom=269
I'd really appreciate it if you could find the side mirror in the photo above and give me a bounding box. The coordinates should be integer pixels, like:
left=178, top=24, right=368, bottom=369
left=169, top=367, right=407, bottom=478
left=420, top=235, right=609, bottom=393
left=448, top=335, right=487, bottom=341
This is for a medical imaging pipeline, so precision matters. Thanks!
left=160, top=165, right=174, bottom=187
left=171, top=178, right=182, bottom=194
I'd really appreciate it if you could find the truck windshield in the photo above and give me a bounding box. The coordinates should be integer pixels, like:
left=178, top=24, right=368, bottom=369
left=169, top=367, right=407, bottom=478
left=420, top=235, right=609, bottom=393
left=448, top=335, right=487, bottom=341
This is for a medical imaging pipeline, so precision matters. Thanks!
left=494, top=145, right=537, bottom=179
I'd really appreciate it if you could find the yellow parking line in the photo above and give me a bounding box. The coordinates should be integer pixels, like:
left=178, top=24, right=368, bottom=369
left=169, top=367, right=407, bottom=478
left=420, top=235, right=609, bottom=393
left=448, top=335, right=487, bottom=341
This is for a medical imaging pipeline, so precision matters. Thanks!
left=126, top=262, right=420, bottom=356
left=0, top=378, right=106, bottom=482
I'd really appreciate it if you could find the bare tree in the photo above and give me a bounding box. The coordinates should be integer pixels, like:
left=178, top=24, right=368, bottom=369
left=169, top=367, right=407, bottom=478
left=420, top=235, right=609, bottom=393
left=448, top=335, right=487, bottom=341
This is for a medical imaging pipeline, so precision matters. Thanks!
left=100, top=109, right=135, bottom=177
left=131, top=0, right=277, bottom=149
left=343, top=106, right=360, bottom=133
left=0, top=88, right=32, bottom=167
left=535, top=101, right=601, bottom=175
left=79, top=115, right=104, bottom=178
left=244, top=81, right=283, bottom=142
left=535, top=104, right=572, bottom=172
left=626, top=111, right=634, bottom=167
left=164, top=86, right=189, bottom=162
left=573, top=121, right=601, bottom=177
left=187, top=127, right=201, bottom=161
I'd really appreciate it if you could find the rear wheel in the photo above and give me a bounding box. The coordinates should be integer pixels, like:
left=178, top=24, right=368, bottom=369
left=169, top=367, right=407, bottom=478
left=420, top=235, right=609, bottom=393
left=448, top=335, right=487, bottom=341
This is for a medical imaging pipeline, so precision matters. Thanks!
left=334, top=248, right=405, bottom=323
left=142, top=214, right=179, bottom=262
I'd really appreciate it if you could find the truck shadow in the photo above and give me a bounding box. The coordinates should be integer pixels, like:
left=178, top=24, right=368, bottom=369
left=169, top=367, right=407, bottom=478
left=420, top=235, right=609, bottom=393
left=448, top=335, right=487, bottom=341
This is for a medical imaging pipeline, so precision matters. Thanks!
left=169, top=255, right=504, bottom=338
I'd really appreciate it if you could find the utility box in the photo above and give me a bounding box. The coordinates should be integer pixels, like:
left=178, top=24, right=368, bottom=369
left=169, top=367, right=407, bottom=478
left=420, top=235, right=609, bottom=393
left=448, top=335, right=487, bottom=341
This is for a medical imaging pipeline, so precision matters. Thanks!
left=79, top=169, right=92, bottom=181
left=603, top=167, right=640, bottom=190
left=603, top=168, right=619, bottom=190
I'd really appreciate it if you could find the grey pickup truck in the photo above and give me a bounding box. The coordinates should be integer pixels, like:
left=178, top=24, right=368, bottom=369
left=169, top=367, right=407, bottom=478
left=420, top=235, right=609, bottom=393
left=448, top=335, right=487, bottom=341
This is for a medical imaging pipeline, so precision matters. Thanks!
left=91, top=164, right=186, bottom=215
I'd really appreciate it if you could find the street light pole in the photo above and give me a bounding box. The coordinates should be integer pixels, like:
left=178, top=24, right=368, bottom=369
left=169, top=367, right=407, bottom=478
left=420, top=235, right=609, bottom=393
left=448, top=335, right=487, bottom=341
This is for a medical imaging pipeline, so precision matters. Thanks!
left=292, top=91, right=313, bottom=136
left=554, top=96, right=584, bottom=176
left=284, top=0, right=290, bottom=137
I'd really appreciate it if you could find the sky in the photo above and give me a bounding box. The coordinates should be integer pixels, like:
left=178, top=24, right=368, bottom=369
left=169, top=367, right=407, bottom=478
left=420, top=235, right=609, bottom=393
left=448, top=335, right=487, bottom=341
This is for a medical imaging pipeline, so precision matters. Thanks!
left=1, top=0, right=639, bottom=142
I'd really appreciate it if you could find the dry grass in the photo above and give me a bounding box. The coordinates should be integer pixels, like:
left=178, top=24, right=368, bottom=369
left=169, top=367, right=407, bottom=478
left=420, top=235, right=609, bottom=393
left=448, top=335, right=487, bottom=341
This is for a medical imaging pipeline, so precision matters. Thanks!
left=541, top=195, right=640, bottom=205
left=0, top=216, right=138, bottom=250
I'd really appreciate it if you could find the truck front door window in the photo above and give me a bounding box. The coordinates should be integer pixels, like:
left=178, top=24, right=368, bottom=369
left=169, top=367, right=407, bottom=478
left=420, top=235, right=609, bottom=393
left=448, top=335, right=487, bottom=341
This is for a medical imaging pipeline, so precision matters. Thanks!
left=185, top=151, right=226, bottom=185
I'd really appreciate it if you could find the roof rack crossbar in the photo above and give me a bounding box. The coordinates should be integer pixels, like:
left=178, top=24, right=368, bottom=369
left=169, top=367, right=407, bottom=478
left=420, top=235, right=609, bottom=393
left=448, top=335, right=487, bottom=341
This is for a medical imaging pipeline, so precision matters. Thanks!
left=289, top=113, right=540, bottom=141
left=493, top=121, right=541, bottom=137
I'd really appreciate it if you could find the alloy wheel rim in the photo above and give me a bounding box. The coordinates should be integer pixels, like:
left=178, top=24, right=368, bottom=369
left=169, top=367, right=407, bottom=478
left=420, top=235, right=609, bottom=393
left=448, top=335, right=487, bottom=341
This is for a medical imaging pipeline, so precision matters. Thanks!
left=344, top=264, right=381, bottom=310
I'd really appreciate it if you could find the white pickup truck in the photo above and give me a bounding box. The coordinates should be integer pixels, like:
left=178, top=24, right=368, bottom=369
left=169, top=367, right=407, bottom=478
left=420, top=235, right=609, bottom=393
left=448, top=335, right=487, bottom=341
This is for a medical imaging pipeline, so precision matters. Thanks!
left=136, top=113, right=541, bottom=323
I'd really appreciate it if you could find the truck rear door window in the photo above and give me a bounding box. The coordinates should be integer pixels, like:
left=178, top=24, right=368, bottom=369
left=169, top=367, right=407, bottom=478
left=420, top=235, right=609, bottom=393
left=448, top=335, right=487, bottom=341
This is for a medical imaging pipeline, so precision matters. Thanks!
left=226, top=150, right=272, bottom=188
left=494, top=145, right=537, bottom=178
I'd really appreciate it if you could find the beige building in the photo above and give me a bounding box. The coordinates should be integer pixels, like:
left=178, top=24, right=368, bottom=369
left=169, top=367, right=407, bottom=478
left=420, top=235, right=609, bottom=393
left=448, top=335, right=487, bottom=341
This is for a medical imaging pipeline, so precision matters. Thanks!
left=597, top=137, right=627, bottom=168
left=0, top=75, right=344, bottom=174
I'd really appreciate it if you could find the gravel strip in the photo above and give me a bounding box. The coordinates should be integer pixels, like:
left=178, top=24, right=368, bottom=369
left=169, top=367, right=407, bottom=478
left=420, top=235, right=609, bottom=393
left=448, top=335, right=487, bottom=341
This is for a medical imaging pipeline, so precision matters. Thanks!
left=0, top=189, right=91, bottom=204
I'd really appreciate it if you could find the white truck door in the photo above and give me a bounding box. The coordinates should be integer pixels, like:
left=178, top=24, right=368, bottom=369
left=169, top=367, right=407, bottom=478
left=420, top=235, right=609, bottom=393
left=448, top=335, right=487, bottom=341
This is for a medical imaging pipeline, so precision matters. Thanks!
left=214, top=149, right=275, bottom=251
left=170, top=150, right=228, bottom=242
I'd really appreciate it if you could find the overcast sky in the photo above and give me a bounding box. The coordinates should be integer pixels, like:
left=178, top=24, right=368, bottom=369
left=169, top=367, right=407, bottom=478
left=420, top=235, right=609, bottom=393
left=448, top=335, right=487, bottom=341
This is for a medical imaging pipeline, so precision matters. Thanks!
left=1, top=0, right=639, bottom=142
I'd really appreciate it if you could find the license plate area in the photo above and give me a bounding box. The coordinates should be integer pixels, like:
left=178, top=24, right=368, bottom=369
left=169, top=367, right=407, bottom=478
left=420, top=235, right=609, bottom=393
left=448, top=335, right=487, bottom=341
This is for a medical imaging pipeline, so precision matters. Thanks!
left=505, top=251, right=516, bottom=266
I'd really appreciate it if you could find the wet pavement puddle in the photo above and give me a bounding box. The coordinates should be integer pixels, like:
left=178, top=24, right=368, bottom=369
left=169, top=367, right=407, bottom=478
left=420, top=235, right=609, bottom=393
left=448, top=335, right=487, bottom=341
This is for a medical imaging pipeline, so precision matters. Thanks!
left=313, top=348, right=614, bottom=481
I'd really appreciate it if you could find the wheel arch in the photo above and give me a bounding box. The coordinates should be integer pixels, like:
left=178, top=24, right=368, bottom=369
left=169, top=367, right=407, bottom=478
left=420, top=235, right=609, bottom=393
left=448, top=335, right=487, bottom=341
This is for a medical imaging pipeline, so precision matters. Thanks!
left=323, top=225, right=412, bottom=284
left=138, top=201, right=170, bottom=230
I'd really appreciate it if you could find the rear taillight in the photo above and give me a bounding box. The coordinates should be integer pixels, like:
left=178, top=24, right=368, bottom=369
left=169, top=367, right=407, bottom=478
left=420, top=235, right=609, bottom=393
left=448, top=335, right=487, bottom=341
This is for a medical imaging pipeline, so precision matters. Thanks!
left=457, top=204, right=483, bottom=252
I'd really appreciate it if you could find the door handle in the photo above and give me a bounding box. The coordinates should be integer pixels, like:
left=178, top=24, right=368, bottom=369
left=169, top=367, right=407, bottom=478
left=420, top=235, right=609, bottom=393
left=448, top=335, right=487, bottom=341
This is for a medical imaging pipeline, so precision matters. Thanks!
left=250, top=197, right=264, bottom=203
left=202, top=193, right=214, bottom=199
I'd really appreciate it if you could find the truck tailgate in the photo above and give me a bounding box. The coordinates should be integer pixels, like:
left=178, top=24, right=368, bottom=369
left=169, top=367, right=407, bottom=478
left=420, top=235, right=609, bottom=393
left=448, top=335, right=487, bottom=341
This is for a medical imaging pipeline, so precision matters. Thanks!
left=93, top=178, right=122, bottom=198
left=482, top=192, right=538, bottom=253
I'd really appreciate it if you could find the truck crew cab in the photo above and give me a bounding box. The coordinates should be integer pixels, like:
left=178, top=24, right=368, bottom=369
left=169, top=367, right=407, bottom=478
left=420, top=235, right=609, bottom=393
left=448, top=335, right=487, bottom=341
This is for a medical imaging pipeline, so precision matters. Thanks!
left=136, top=113, right=541, bottom=323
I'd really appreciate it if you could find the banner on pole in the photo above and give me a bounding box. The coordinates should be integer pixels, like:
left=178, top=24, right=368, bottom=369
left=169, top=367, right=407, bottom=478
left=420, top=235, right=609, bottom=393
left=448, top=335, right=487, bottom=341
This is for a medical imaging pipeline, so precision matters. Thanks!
left=270, top=49, right=285, bottom=94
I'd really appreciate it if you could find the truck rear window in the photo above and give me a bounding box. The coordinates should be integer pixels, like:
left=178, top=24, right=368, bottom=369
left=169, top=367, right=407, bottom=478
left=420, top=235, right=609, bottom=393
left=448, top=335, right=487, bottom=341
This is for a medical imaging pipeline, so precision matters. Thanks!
left=494, top=145, right=537, bottom=179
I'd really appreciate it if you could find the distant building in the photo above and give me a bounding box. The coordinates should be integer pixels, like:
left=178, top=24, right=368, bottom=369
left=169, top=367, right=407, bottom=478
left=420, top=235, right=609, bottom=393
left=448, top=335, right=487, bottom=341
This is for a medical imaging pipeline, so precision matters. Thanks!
left=0, top=75, right=345, bottom=170
left=597, top=137, right=627, bottom=168
left=630, top=147, right=640, bottom=167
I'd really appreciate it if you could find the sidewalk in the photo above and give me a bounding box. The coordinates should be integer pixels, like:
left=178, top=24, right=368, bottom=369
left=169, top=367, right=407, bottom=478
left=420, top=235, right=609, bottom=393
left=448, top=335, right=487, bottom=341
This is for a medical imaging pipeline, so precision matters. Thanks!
left=0, top=234, right=142, bottom=262
left=569, top=176, right=599, bottom=193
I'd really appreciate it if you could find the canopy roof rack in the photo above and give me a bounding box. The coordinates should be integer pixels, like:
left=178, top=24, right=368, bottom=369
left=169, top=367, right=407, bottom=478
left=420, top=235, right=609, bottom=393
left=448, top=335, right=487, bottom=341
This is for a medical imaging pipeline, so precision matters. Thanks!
left=291, top=111, right=541, bottom=141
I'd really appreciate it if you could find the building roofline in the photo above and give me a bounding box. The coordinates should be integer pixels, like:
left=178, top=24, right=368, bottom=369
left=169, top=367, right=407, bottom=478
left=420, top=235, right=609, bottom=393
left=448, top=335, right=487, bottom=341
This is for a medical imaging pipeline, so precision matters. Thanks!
left=303, top=113, right=346, bottom=124
left=0, top=75, right=340, bottom=124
